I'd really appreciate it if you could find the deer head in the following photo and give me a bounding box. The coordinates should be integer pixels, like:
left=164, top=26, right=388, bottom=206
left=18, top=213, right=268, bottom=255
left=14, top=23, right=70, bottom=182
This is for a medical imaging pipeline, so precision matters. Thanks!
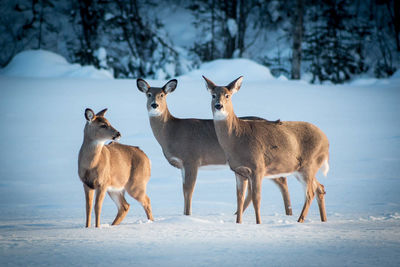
left=203, top=76, right=243, bottom=120
left=137, top=79, right=177, bottom=117
left=84, top=108, right=121, bottom=144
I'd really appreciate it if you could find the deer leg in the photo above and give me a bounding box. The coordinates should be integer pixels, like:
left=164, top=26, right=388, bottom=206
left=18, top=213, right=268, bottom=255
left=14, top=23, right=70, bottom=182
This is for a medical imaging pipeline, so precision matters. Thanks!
left=235, top=179, right=252, bottom=215
left=94, top=187, right=107, bottom=228
left=126, top=185, right=154, bottom=221
left=182, top=164, right=198, bottom=216
left=297, top=173, right=317, bottom=223
left=250, top=175, right=263, bottom=224
left=235, top=174, right=248, bottom=223
left=108, top=190, right=130, bottom=226
left=242, top=182, right=252, bottom=213
left=135, top=193, right=154, bottom=221
left=84, top=184, right=94, bottom=228
left=272, top=177, right=293, bottom=216
left=316, top=181, right=327, bottom=222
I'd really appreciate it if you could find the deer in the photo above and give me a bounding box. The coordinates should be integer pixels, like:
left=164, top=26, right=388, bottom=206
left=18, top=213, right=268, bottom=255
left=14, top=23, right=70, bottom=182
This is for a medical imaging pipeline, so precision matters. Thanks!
left=203, top=76, right=330, bottom=224
left=137, top=78, right=293, bottom=216
left=78, top=108, right=153, bottom=227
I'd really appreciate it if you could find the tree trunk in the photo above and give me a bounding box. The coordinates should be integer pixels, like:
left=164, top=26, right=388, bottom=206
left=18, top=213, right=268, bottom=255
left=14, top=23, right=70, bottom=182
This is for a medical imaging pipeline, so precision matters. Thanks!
left=38, top=1, right=44, bottom=49
left=79, top=0, right=97, bottom=65
left=223, top=0, right=237, bottom=58
left=211, top=0, right=215, bottom=60
left=393, top=0, right=400, bottom=51
left=237, top=0, right=246, bottom=57
left=291, top=0, right=303, bottom=80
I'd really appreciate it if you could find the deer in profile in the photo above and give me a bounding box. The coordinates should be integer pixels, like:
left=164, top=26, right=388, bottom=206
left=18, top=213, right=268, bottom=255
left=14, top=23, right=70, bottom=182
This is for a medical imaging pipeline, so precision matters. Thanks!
left=78, top=108, right=153, bottom=227
left=203, top=76, right=330, bottom=224
left=137, top=78, right=293, bottom=216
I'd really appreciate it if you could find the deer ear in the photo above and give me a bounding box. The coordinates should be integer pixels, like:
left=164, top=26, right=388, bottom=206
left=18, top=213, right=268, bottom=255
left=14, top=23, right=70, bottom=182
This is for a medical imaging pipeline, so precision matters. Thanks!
left=226, top=76, right=243, bottom=94
left=85, top=108, right=95, bottom=122
left=202, top=75, right=216, bottom=92
left=96, top=108, right=108, bottom=117
left=137, top=79, right=150, bottom=93
left=163, top=79, right=177, bottom=94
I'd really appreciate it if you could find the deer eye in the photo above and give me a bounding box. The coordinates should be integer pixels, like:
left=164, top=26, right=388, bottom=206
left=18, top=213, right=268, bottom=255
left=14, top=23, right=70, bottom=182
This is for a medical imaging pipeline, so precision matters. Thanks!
left=160, top=93, right=164, bottom=98
left=212, top=94, right=216, bottom=99
left=225, top=94, right=230, bottom=99
left=147, top=93, right=152, bottom=97
left=100, top=124, right=107, bottom=129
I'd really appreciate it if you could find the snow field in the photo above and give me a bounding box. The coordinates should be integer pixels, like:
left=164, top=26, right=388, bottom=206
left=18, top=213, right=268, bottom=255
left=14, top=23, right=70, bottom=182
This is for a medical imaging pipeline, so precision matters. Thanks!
left=0, top=51, right=400, bottom=266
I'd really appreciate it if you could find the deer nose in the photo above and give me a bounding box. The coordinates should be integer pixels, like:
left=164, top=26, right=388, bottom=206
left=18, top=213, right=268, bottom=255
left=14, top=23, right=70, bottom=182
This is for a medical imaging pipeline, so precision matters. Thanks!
left=151, top=103, right=158, bottom=109
left=113, top=132, right=121, bottom=140
left=215, top=103, right=223, bottom=110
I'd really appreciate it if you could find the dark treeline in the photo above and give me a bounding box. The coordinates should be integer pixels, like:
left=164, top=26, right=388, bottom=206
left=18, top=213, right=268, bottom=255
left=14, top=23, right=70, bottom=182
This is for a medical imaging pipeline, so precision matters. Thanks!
left=0, top=0, right=399, bottom=83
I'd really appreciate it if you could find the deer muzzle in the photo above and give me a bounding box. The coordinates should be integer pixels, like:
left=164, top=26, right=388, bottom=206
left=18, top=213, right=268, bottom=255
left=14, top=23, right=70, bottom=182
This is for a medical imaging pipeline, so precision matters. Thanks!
left=215, top=103, right=223, bottom=110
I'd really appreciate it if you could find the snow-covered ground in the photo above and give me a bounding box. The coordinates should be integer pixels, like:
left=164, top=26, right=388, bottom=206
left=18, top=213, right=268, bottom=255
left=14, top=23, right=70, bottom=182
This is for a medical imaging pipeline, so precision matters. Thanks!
left=0, top=51, right=400, bottom=266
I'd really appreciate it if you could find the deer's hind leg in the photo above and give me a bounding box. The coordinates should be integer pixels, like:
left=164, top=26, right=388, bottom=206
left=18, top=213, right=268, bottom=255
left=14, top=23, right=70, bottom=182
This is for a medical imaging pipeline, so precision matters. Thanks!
left=316, top=181, right=327, bottom=222
left=139, top=194, right=154, bottom=221
left=108, top=190, right=130, bottom=226
left=127, top=186, right=154, bottom=221
left=295, top=171, right=319, bottom=223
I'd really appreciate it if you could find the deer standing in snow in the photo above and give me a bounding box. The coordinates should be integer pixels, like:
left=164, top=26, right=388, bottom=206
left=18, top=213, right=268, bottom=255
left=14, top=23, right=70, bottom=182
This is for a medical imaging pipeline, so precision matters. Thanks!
left=203, top=76, right=330, bottom=224
left=78, top=108, right=153, bottom=227
left=137, top=78, right=292, bottom=216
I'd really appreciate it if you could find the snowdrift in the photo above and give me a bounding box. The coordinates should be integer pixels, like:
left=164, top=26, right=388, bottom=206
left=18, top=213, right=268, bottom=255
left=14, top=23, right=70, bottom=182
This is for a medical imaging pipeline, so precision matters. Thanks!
left=181, top=58, right=274, bottom=82
left=0, top=60, right=400, bottom=266
left=0, top=50, right=113, bottom=79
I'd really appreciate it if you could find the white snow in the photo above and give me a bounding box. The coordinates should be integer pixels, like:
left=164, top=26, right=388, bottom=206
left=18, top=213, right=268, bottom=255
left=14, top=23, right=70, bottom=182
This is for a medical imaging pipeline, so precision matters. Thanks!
left=182, top=58, right=274, bottom=83
left=227, top=18, right=238, bottom=37
left=0, top=51, right=400, bottom=266
left=0, top=50, right=113, bottom=79
left=94, top=47, right=108, bottom=69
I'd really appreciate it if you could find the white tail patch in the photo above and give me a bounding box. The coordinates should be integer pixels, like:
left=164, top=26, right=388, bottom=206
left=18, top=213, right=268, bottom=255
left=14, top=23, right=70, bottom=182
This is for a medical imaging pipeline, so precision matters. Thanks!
left=320, top=160, right=330, bottom=177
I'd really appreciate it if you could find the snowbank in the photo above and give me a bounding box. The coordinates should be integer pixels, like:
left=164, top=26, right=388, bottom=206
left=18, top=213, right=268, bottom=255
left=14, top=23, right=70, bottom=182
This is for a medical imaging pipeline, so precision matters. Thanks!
left=0, top=69, right=400, bottom=266
left=180, top=58, right=274, bottom=82
left=0, top=50, right=113, bottom=79
left=390, top=69, right=400, bottom=80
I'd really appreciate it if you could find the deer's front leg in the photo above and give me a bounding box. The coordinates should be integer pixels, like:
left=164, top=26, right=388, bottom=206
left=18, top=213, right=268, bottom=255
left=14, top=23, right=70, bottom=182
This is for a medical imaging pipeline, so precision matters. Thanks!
left=94, top=187, right=107, bottom=228
left=182, top=164, right=199, bottom=216
left=235, top=174, right=248, bottom=224
left=250, top=174, right=263, bottom=224
left=272, top=177, right=292, bottom=216
left=84, top=184, right=94, bottom=227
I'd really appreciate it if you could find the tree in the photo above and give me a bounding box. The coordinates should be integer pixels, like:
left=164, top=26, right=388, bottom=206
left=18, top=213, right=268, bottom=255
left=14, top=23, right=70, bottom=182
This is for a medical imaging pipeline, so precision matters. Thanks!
left=291, top=0, right=303, bottom=79
left=189, top=0, right=255, bottom=61
left=100, top=0, right=185, bottom=78
left=76, top=0, right=102, bottom=67
left=303, top=0, right=370, bottom=83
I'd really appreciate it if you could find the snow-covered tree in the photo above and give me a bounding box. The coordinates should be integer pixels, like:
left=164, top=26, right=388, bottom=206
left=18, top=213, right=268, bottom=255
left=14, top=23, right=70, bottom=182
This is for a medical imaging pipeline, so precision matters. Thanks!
left=303, top=0, right=370, bottom=83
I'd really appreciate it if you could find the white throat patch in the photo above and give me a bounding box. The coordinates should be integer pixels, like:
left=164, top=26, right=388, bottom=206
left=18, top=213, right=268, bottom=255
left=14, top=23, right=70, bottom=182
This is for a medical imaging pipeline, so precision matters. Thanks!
left=213, top=109, right=228, bottom=120
left=148, top=108, right=162, bottom=117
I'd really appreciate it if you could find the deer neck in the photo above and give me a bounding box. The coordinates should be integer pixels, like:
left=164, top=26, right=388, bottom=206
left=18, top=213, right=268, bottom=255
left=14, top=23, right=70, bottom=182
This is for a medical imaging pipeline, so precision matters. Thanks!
left=79, top=136, right=105, bottom=170
left=213, top=111, right=240, bottom=147
left=148, top=107, right=175, bottom=145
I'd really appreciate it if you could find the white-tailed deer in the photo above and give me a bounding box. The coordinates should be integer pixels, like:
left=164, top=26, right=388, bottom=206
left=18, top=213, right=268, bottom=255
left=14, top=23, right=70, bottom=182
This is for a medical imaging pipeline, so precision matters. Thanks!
left=137, top=78, right=292, bottom=216
left=203, top=76, right=330, bottom=224
left=78, top=108, right=153, bottom=227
